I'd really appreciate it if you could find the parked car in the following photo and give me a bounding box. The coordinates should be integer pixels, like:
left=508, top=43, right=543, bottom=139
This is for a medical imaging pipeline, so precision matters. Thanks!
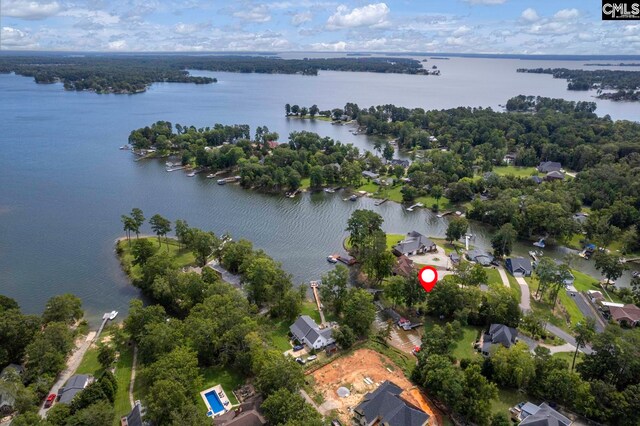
left=292, top=344, right=304, bottom=352
left=295, top=357, right=306, bottom=365
left=306, top=355, right=317, bottom=362
left=44, top=394, right=56, bottom=408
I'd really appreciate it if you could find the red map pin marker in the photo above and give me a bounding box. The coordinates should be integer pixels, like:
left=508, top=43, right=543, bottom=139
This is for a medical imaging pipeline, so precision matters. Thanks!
left=418, top=266, right=438, bottom=292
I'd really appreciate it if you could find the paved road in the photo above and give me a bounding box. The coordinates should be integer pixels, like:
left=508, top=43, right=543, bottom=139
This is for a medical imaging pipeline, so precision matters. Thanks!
left=514, top=276, right=532, bottom=312
left=544, top=324, right=593, bottom=355
left=38, top=331, right=96, bottom=418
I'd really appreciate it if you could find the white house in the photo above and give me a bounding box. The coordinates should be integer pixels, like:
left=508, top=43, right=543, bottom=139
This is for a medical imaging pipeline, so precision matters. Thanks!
left=290, top=315, right=334, bottom=350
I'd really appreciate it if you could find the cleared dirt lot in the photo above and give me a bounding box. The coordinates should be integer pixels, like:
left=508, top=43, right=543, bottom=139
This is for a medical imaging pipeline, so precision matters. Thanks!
left=310, top=348, right=442, bottom=425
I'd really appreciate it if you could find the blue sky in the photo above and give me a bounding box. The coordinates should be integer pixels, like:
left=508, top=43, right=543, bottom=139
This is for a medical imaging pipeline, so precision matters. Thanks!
left=1, top=0, right=638, bottom=53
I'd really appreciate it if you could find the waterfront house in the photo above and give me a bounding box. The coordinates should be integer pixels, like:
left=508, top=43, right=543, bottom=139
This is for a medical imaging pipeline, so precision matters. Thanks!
left=392, top=231, right=437, bottom=257
left=58, top=374, right=92, bottom=404
left=354, top=381, right=430, bottom=426
left=290, top=315, right=334, bottom=349
left=545, top=171, right=565, bottom=181
left=512, top=402, right=572, bottom=426
left=537, top=161, right=562, bottom=173
left=393, top=255, right=416, bottom=277
left=383, top=158, right=411, bottom=168
left=362, top=171, right=379, bottom=180
left=466, top=249, right=494, bottom=266
left=480, top=324, right=518, bottom=355
left=214, top=396, right=266, bottom=426
left=505, top=257, right=532, bottom=277
left=503, top=153, right=517, bottom=165
left=609, top=304, right=640, bottom=327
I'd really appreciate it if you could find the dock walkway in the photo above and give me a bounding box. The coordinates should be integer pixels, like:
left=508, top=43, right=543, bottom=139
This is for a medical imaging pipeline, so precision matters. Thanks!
left=310, top=281, right=327, bottom=326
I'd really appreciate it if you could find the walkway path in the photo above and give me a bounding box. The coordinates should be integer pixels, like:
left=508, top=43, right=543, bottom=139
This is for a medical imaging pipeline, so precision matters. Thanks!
left=299, top=389, right=326, bottom=416
left=128, top=345, right=138, bottom=409
left=310, top=282, right=327, bottom=326
left=497, top=266, right=511, bottom=289
left=38, top=331, right=96, bottom=418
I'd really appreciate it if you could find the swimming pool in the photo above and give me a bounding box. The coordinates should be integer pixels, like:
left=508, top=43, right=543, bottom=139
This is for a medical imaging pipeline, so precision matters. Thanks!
left=204, top=390, right=225, bottom=414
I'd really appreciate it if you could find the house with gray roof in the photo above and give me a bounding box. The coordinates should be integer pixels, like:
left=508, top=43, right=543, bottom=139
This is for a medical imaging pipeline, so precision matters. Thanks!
left=392, top=231, right=436, bottom=257
left=290, top=315, right=334, bottom=350
left=362, top=171, right=379, bottom=179
left=545, top=171, right=565, bottom=181
left=537, top=161, right=562, bottom=173
left=480, top=324, right=518, bottom=356
left=58, top=374, right=92, bottom=404
left=121, top=400, right=149, bottom=426
left=354, top=381, right=429, bottom=426
left=517, top=402, right=572, bottom=426
left=506, top=257, right=533, bottom=277
left=466, top=249, right=494, bottom=266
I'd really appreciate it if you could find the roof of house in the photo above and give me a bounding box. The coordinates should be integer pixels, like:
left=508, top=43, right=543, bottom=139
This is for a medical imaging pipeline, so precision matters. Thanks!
left=609, top=304, right=640, bottom=324
left=214, top=397, right=266, bottom=426
left=519, top=402, right=571, bottom=426
left=507, top=257, right=532, bottom=273
left=290, top=315, right=332, bottom=344
left=394, top=255, right=416, bottom=276
left=122, top=402, right=145, bottom=426
left=538, top=161, right=562, bottom=173
left=393, top=231, right=435, bottom=255
left=362, top=171, right=379, bottom=179
left=489, top=324, right=518, bottom=348
left=530, top=176, right=543, bottom=184
left=545, top=171, right=565, bottom=180
left=1, top=364, right=24, bottom=379
left=354, top=381, right=429, bottom=426
left=58, top=374, right=90, bottom=404
left=467, top=249, right=494, bottom=265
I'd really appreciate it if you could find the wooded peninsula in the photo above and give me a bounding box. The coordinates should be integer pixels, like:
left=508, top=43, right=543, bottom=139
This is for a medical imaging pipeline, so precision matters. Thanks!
left=517, top=67, right=640, bottom=101
left=0, top=55, right=429, bottom=94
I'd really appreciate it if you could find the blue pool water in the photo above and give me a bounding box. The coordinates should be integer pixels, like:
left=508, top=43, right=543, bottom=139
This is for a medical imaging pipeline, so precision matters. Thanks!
left=205, top=390, right=225, bottom=414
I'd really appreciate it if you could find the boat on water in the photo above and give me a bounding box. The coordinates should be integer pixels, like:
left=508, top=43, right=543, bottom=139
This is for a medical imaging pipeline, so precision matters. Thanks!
left=217, top=179, right=227, bottom=185
left=324, top=188, right=335, bottom=193
left=217, top=176, right=240, bottom=185
left=633, top=271, right=640, bottom=278
left=206, top=174, right=216, bottom=179
left=533, top=238, right=546, bottom=248
left=327, top=256, right=338, bottom=264
left=187, top=172, right=196, bottom=177
left=108, top=311, right=118, bottom=320
left=119, top=145, right=130, bottom=150
left=349, top=195, right=358, bottom=201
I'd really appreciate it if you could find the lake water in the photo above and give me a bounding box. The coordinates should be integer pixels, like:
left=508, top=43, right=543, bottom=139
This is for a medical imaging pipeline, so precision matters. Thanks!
left=1, top=56, right=638, bottom=324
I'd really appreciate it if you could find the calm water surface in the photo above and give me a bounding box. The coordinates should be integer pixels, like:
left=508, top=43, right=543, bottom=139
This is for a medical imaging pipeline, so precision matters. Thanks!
left=1, top=57, right=638, bottom=324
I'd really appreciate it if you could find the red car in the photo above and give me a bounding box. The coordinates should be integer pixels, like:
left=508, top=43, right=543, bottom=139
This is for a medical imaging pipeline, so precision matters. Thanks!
left=44, top=394, right=56, bottom=408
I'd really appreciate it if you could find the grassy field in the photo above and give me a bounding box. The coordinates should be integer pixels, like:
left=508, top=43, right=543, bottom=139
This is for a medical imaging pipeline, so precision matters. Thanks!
left=485, top=268, right=502, bottom=286
left=117, top=237, right=196, bottom=281
left=506, top=273, right=522, bottom=301
left=75, top=333, right=135, bottom=426
left=422, top=317, right=482, bottom=361
left=492, top=166, right=539, bottom=177
left=552, top=350, right=584, bottom=370
left=364, top=339, right=416, bottom=377
left=492, top=388, right=532, bottom=415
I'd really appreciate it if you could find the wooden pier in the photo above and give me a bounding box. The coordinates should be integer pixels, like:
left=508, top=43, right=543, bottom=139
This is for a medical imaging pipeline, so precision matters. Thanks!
left=310, top=281, right=327, bottom=326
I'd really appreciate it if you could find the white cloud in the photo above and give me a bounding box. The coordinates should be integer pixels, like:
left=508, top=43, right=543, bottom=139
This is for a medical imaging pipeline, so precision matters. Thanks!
left=233, top=5, right=271, bottom=23
left=521, top=8, right=539, bottom=22
left=291, top=11, right=313, bottom=26
left=465, top=0, right=507, bottom=4
left=554, top=8, right=579, bottom=21
left=173, top=22, right=210, bottom=35
left=107, top=40, right=128, bottom=51
left=326, top=3, right=389, bottom=30
left=1, top=0, right=61, bottom=20
left=310, top=40, right=347, bottom=51
left=0, top=26, right=38, bottom=48
left=452, top=25, right=471, bottom=36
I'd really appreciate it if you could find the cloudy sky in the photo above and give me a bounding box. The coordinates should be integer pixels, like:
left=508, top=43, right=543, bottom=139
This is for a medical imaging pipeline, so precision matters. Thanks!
left=1, top=0, right=639, bottom=54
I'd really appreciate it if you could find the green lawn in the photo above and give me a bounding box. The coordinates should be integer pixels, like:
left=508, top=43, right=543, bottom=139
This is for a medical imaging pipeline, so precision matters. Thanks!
left=117, top=238, right=196, bottom=281
left=386, top=233, right=405, bottom=250
left=200, top=366, right=243, bottom=405
left=506, top=273, right=522, bottom=301
left=288, top=115, right=333, bottom=122
left=485, top=268, right=502, bottom=286
left=421, top=317, right=482, bottom=361
left=76, top=347, right=101, bottom=376
left=492, top=388, right=533, bottom=416
left=262, top=301, right=327, bottom=352
left=112, top=346, right=134, bottom=425
left=492, top=166, right=539, bottom=177
left=552, top=351, right=584, bottom=370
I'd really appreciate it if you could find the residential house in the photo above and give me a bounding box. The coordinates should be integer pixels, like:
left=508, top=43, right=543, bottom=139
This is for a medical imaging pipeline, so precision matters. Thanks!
left=545, top=171, right=565, bottom=181
left=392, top=231, right=437, bottom=257
left=373, top=177, right=394, bottom=186
left=265, top=141, right=279, bottom=150
left=537, top=161, right=562, bottom=173
left=393, top=255, right=416, bottom=277
left=58, top=374, right=92, bottom=404
left=513, top=402, right=572, bottom=426
left=503, top=153, right=517, bottom=165
left=354, top=381, right=429, bottom=426
left=362, top=171, right=379, bottom=179
left=587, top=290, right=605, bottom=303
left=0, top=364, right=24, bottom=380
left=466, top=249, right=494, bottom=267
left=609, top=304, right=640, bottom=327
left=383, top=158, right=411, bottom=168
left=480, top=324, right=518, bottom=355
left=289, top=315, right=334, bottom=349
left=530, top=176, right=543, bottom=185
left=449, top=253, right=460, bottom=265
left=121, top=400, right=149, bottom=426
left=214, top=396, right=266, bottom=426
left=572, top=212, right=588, bottom=225
left=0, top=382, right=17, bottom=416
left=505, top=257, right=533, bottom=277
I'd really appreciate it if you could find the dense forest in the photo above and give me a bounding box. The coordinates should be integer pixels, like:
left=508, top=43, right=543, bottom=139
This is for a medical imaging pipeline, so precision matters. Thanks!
left=0, top=54, right=429, bottom=94
left=517, top=68, right=640, bottom=101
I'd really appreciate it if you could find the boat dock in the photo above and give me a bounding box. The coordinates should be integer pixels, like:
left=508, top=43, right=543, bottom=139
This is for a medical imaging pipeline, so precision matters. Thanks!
left=406, top=202, right=424, bottom=212
left=310, top=281, right=326, bottom=326
left=94, top=311, right=118, bottom=343
left=166, top=166, right=185, bottom=172
left=374, top=198, right=388, bottom=206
